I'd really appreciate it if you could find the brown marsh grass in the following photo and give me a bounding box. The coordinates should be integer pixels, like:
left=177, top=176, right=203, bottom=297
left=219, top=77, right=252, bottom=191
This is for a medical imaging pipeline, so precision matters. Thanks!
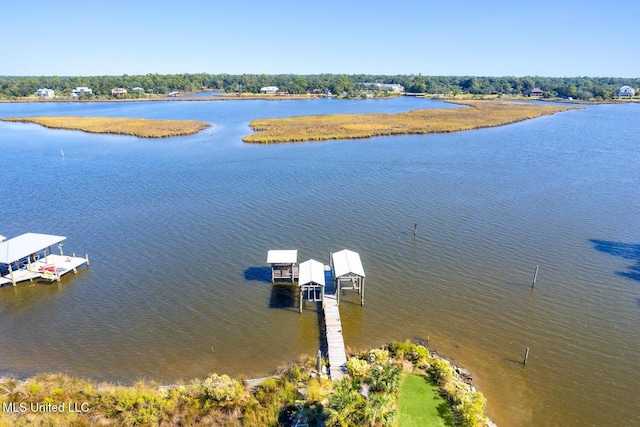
left=243, top=100, right=582, bottom=143
left=0, top=342, right=487, bottom=426
left=1, top=116, right=210, bottom=138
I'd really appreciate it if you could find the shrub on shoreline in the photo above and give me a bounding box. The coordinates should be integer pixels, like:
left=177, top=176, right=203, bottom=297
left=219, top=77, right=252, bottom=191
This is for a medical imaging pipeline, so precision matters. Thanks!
left=0, top=342, right=488, bottom=426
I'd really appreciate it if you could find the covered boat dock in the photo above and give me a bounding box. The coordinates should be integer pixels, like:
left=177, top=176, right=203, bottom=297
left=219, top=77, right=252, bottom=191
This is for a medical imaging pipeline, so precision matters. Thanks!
left=330, top=249, right=366, bottom=305
left=267, top=249, right=299, bottom=282
left=266, top=247, right=365, bottom=381
left=0, top=233, right=89, bottom=286
left=297, top=258, right=325, bottom=313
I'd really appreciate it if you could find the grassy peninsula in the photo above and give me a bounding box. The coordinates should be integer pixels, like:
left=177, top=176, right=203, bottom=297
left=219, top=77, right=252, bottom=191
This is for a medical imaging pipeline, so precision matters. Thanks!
left=0, top=341, right=487, bottom=427
left=244, top=100, right=581, bottom=143
left=1, top=116, right=210, bottom=138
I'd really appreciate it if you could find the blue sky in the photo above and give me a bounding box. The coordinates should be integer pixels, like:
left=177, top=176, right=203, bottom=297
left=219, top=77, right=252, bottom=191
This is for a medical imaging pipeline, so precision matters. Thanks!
left=2, top=0, right=638, bottom=77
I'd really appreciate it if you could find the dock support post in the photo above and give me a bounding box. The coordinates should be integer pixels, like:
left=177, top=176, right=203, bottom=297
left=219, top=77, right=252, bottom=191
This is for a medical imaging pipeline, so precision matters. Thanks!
left=86, top=254, right=90, bottom=266
left=414, top=223, right=417, bottom=236
left=8, top=265, right=15, bottom=286
left=523, top=347, right=530, bottom=365
left=361, top=278, right=365, bottom=306
left=299, top=286, right=303, bottom=314
left=532, top=265, right=539, bottom=288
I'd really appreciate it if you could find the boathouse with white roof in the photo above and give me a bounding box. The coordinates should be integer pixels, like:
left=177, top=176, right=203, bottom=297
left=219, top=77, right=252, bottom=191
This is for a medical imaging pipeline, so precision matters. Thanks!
left=330, top=249, right=366, bottom=305
left=0, top=233, right=89, bottom=286
left=267, top=249, right=298, bottom=282
left=265, top=247, right=365, bottom=380
left=297, top=258, right=325, bottom=313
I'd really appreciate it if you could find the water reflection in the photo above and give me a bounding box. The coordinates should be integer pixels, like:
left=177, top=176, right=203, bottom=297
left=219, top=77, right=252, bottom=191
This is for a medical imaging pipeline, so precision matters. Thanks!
left=269, top=284, right=298, bottom=310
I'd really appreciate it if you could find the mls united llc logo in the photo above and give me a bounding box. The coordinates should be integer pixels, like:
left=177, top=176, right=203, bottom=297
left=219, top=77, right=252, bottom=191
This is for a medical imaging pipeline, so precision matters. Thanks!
left=2, top=401, right=90, bottom=413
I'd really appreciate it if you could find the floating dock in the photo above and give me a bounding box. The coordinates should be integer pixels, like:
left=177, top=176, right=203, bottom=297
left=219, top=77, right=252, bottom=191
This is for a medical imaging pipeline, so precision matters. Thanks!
left=0, top=233, right=89, bottom=286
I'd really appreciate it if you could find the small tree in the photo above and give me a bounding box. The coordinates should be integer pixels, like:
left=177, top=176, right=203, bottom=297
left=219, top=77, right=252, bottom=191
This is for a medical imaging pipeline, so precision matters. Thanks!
left=325, top=377, right=364, bottom=427
left=346, top=358, right=370, bottom=380
left=365, top=364, right=401, bottom=395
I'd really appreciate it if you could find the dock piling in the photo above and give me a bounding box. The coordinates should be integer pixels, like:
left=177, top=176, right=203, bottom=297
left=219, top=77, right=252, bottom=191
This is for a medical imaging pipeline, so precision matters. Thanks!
left=532, top=265, right=539, bottom=288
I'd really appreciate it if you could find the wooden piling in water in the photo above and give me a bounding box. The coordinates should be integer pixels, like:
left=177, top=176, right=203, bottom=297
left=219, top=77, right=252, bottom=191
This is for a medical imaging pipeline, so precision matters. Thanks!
left=523, top=347, right=530, bottom=365
left=532, top=265, right=539, bottom=288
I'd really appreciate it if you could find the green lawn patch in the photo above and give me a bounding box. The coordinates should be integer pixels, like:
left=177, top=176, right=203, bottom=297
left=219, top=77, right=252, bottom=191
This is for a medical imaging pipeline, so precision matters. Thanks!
left=398, top=373, right=454, bottom=427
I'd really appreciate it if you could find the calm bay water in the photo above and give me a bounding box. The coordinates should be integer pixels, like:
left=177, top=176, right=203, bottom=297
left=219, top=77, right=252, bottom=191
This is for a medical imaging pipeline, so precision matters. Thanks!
left=0, top=97, right=638, bottom=426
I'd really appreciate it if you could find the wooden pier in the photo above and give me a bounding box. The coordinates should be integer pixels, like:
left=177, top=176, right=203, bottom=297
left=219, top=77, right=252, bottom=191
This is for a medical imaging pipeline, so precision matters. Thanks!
left=323, top=275, right=348, bottom=381
left=267, top=248, right=365, bottom=381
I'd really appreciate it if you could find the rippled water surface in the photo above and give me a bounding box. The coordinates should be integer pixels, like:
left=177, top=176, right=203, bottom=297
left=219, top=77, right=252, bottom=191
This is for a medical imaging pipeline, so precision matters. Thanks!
left=0, top=98, right=639, bottom=426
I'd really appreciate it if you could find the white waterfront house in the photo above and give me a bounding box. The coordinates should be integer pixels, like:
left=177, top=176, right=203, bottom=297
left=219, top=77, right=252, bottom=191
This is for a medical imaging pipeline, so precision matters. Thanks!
left=260, top=86, right=279, bottom=93
left=72, top=86, right=92, bottom=96
left=616, top=85, right=635, bottom=97
left=364, top=83, right=405, bottom=92
left=35, top=88, right=55, bottom=98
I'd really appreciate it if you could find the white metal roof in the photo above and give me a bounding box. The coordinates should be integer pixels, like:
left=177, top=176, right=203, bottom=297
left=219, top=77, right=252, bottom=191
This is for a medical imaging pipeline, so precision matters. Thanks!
left=0, top=233, right=66, bottom=265
left=331, top=249, right=365, bottom=278
left=298, top=259, right=325, bottom=286
left=267, top=249, right=298, bottom=264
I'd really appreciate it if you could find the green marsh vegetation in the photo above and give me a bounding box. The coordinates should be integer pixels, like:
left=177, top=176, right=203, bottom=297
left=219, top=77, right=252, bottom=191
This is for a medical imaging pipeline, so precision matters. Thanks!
left=0, top=342, right=487, bottom=426
left=1, top=116, right=210, bottom=138
left=243, top=100, right=581, bottom=143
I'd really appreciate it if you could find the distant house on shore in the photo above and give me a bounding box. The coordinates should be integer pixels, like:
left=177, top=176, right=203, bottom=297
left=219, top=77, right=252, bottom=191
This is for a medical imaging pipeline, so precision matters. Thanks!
left=111, top=88, right=127, bottom=97
left=72, top=87, right=92, bottom=97
left=35, top=88, right=55, bottom=98
left=529, top=88, right=544, bottom=97
left=364, top=83, right=405, bottom=92
left=615, top=85, right=635, bottom=97
left=132, top=87, right=145, bottom=94
left=260, top=86, right=279, bottom=93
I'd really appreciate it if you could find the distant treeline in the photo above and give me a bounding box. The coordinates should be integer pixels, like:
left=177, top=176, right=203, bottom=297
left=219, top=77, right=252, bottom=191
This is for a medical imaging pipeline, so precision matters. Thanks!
left=1, top=73, right=638, bottom=100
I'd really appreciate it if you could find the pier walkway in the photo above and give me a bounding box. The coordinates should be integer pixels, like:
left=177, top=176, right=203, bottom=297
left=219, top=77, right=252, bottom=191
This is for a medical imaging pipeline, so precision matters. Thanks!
left=266, top=249, right=362, bottom=382
left=323, top=268, right=348, bottom=381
